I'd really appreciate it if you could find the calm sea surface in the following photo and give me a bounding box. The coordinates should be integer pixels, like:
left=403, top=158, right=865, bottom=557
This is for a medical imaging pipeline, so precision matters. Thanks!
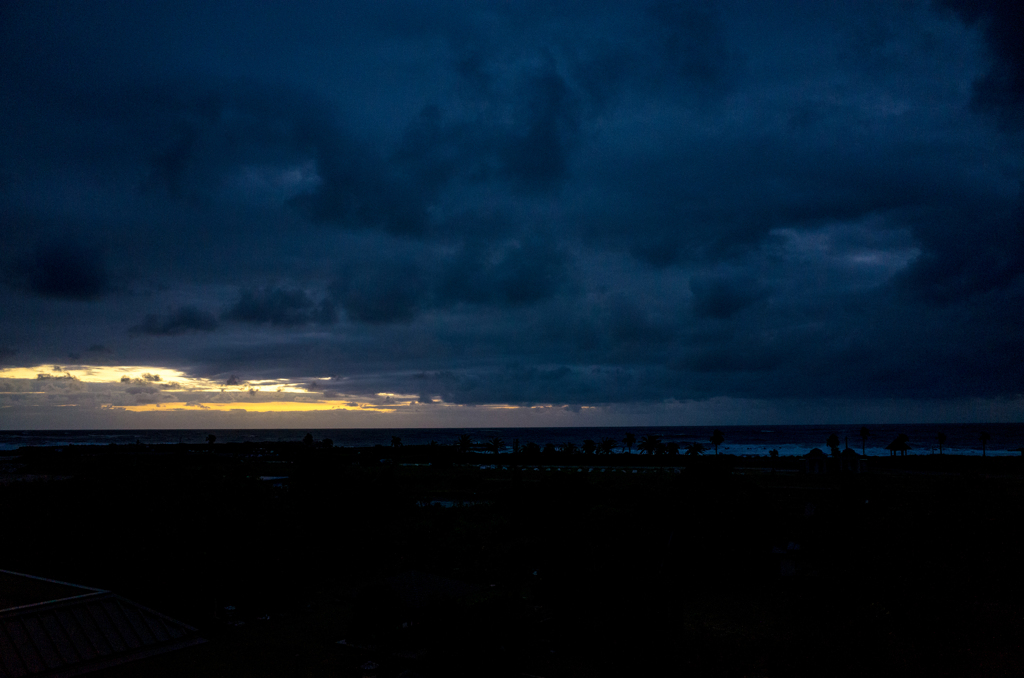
left=1, top=424, right=1022, bottom=455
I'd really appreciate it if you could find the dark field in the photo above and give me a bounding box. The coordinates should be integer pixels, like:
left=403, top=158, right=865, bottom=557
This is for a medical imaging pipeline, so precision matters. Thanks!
left=2, top=443, right=1023, bottom=677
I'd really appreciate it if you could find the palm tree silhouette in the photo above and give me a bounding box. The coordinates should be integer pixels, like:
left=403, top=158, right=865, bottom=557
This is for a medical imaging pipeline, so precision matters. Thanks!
left=637, top=434, right=662, bottom=455
left=623, top=432, right=636, bottom=455
left=980, top=431, right=990, bottom=457
left=710, top=429, right=724, bottom=455
left=686, top=442, right=705, bottom=457
left=391, top=436, right=403, bottom=448
left=860, top=426, right=870, bottom=456
left=598, top=438, right=617, bottom=455
left=826, top=433, right=840, bottom=458
left=456, top=434, right=473, bottom=454
left=582, top=439, right=597, bottom=455
left=937, top=431, right=946, bottom=455
left=488, top=437, right=505, bottom=455
left=560, top=441, right=579, bottom=455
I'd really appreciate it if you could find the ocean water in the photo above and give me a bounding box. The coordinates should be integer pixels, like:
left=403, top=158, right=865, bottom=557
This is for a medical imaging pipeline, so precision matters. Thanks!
left=1, top=424, right=1022, bottom=455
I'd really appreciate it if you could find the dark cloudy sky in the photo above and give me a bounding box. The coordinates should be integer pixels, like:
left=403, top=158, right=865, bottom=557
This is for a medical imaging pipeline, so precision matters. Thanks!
left=1, top=0, right=1023, bottom=428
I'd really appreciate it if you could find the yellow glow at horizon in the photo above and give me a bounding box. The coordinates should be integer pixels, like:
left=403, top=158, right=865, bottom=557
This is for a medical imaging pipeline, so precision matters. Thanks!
left=114, top=400, right=397, bottom=413
left=0, top=365, right=316, bottom=394
left=0, top=365, right=558, bottom=414
left=0, top=364, right=199, bottom=385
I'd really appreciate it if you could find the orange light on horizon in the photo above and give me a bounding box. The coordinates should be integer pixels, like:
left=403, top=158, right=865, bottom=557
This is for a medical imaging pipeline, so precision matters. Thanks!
left=111, top=400, right=398, bottom=413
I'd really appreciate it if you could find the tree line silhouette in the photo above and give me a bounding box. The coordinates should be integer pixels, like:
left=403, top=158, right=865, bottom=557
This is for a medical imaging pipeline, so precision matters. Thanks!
left=835, top=427, right=997, bottom=457
left=380, top=429, right=733, bottom=458
left=377, top=427, right=1008, bottom=459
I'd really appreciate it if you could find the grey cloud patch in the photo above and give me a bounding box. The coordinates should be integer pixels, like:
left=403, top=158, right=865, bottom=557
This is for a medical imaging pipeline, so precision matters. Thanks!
left=116, top=374, right=167, bottom=386
left=121, top=85, right=337, bottom=207
left=498, top=68, right=581, bottom=190
left=673, top=342, right=791, bottom=375
left=437, top=239, right=569, bottom=307
left=629, top=237, right=687, bottom=269
left=689, top=275, right=766, bottom=319
left=17, top=237, right=107, bottom=301
left=301, top=379, right=346, bottom=399
left=331, top=258, right=428, bottom=324
left=413, top=364, right=650, bottom=406
left=390, top=64, right=584, bottom=196
left=0, top=347, right=17, bottom=365
left=391, top=3, right=744, bottom=202
left=288, top=119, right=431, bottom=235
left=19, top=77, right=423, bottom=239
left=36, top=372, right=75, bottom=380
left=894, top=197, right=1024, bottom=304
left=646, top=1, right=739, bottom=92
left=602, top=298, right=677, bottom=346
left=145, top=128, right=200, bottom=199
left=223, top=288, right=336, bottom=326
left=130, top=306, right=218, bottom=335
left=326, top=237, right=570, bottom=324
left=942, top=0, right=1024, bottom=127
left=565, top=0, right=740, bottom=111
left=392, top=105, right=467, bottom=194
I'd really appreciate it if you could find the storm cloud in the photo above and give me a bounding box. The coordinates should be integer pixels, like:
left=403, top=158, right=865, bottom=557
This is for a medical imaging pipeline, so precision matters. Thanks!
left=224, top=288, right=336, bottom=326
left=1, top=0, right=1023, bottom=426
left=15, top=237, right=108, bottom=301
left=131, top=306, right=219, bottom=335
left=942, top=0, right=1024, bottom=126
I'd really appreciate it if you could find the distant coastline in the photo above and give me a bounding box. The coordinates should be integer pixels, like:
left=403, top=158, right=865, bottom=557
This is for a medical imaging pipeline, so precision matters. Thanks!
left=2, top=423, right=1022, bottom=455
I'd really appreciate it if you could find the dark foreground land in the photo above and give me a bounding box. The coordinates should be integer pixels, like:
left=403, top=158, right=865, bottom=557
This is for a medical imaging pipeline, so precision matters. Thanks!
left=2, top=442, right=1023, bottom=677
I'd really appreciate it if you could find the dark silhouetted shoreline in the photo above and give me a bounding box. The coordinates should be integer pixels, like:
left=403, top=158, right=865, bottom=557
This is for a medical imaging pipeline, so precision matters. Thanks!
left=2, top=436, right=1023, bottom=676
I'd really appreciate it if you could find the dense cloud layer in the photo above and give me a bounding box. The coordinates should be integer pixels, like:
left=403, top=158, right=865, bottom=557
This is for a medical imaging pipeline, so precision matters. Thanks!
left=942, top=0, right=1024, bottom=126
left=131, top=306, right=219, bottom=335
left=1, top=1, right=1023, bottom=425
